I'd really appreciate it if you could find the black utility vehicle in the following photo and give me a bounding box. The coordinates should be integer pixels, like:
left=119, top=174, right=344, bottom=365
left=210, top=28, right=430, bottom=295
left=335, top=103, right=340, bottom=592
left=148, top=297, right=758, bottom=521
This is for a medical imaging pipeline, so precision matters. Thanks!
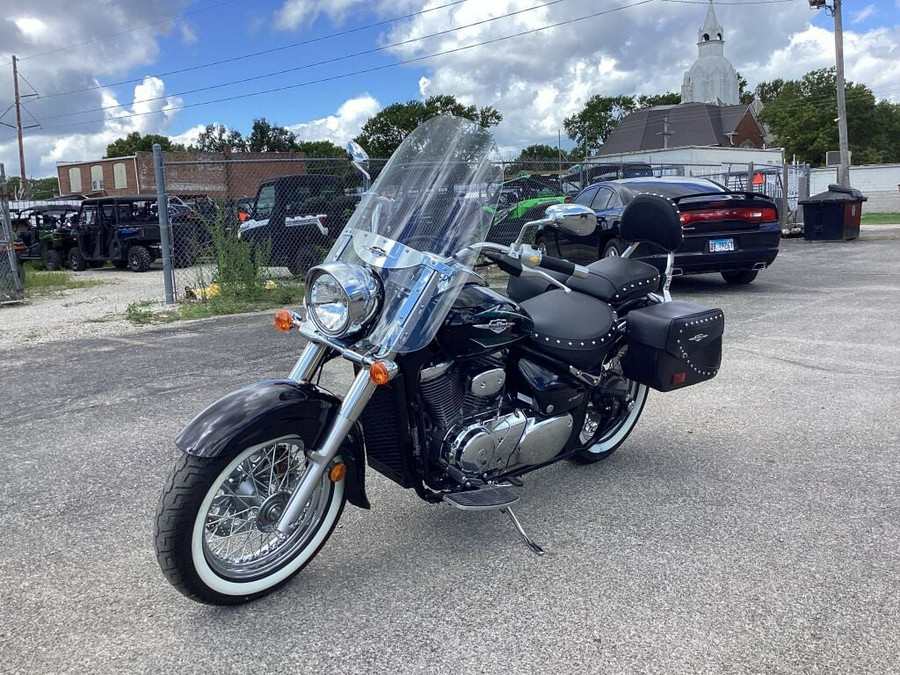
left=70, top=195, right=203, bottom=272
left=237, top=174, right=361, bottom=275
left=13, top=205, right=80, bottom=270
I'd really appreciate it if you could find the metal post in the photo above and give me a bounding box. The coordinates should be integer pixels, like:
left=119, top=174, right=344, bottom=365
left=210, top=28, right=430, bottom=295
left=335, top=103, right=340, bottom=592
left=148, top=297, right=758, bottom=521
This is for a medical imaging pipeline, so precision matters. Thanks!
left=0, top=163, right=24, bottom=298
left=833, top=0, right=851, bottom=187
left=152, top=144, right=175, bottom=304
left=12, top=56, right=28, bottom=200
left=781, top=163, right=789, bottom=228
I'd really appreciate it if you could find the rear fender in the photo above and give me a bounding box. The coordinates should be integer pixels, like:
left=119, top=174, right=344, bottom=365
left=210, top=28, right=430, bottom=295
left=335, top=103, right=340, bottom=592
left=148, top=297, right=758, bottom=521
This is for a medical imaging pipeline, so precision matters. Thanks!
left=175, top=379, right=369, bottom=509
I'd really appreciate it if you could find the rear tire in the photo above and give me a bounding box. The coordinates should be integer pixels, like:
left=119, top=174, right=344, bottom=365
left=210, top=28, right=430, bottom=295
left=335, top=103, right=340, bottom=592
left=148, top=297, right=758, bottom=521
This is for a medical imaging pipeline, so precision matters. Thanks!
left=721, top=269, right=758, bottom=285
left=68, top=248, right=87, bottom=271
left=573, top=346, right=649, bottom=464
left=128, top=245, right=152, bottom=272
left=42, top=249, right=62, bottom=271
left=155, top=439, right=346, bottom=605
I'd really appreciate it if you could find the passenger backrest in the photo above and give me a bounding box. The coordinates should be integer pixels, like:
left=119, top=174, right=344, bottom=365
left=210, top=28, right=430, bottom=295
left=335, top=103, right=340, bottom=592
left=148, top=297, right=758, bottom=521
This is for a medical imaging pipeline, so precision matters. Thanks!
left=619, top=193, right=683, bottom=253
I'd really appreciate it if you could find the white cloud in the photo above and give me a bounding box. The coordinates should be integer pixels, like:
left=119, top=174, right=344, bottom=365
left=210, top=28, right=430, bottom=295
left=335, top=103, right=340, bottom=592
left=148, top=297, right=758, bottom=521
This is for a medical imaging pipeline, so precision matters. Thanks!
left=287, top=94, right=382, bottom=144
left=852, top=5, right=876, bottom=25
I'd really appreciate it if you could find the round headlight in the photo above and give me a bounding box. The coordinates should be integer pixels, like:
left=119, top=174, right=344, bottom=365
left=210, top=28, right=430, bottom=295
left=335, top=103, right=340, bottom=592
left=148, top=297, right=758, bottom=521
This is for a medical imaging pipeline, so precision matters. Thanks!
left=305, top=262, right=381, bottom=338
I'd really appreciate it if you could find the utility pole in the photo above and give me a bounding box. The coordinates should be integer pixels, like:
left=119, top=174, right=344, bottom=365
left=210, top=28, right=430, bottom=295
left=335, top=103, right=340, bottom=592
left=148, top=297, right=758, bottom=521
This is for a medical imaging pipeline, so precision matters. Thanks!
left=809, top=0, right=850, bottom=187
left=657, top=115, right=673, bottom=150
left=12, top=56, right=29, bottom=199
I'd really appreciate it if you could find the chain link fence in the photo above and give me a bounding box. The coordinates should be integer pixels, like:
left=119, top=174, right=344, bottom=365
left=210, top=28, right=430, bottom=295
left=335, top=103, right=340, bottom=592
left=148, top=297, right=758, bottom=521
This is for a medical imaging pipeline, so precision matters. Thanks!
left=1, top=165, right=28, bottom=304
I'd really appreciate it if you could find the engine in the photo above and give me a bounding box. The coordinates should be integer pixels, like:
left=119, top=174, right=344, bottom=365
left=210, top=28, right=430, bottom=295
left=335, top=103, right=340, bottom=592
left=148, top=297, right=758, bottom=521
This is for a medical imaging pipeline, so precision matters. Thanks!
left=419, top=357, right=574, bottom=482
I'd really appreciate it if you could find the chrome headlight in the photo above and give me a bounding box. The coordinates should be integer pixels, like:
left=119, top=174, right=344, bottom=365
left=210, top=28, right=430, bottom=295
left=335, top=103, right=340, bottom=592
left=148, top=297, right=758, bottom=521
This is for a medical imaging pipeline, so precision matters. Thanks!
left=305, top=262, right=381, bottom=338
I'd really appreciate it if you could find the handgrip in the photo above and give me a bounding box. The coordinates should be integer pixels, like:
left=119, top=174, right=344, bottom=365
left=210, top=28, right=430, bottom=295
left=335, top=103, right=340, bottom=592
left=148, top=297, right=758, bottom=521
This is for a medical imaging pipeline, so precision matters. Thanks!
left=483, top=250, right=523, bottom=277
left=538, top=255, right=576, bottom=276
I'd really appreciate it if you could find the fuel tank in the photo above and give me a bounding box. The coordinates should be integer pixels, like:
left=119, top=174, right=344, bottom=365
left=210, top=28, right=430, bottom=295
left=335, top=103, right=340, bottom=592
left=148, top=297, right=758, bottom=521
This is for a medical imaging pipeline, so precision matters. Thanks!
left=436, top=283, right=534, bottom=358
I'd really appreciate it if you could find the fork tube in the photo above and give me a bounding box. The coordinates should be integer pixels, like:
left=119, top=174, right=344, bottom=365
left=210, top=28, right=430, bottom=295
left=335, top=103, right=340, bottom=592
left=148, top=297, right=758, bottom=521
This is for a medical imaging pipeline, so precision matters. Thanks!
left=275, top=368, right=377, bottom=535
left=288, top=342, right=329, bottom=383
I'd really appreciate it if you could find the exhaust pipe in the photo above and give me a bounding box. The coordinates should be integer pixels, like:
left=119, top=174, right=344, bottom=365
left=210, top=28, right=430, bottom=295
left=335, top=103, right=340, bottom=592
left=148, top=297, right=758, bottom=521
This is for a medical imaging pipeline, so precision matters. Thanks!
left=752, top=262, right=766, bottom=270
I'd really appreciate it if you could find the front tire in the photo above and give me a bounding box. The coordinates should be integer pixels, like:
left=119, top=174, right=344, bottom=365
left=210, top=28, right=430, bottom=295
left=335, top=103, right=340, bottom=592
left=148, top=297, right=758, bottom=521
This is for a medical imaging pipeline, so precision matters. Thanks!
left=603, top=237, right=625, bottom=258
left=68, top=248, right=87, bottom=271
left=155, top=437, right=346, bottom=605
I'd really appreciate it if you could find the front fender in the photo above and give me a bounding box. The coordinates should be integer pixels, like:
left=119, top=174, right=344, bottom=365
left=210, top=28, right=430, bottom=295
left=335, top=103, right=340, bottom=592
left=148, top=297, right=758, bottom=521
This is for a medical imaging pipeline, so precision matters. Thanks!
left=175, top=379, right=369, bottom=509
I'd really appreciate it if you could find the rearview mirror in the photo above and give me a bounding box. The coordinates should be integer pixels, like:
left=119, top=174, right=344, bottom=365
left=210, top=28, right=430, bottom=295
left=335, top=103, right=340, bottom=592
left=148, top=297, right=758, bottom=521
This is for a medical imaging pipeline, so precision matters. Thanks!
left=545, top=203, right=597, bottom=236
left=346, top=141, right=369, bottom=165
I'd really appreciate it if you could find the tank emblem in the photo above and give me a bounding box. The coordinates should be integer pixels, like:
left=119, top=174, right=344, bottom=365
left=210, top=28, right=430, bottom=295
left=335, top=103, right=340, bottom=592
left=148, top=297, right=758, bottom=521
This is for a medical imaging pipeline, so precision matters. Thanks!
left=475, top=319, right=513, bottom=334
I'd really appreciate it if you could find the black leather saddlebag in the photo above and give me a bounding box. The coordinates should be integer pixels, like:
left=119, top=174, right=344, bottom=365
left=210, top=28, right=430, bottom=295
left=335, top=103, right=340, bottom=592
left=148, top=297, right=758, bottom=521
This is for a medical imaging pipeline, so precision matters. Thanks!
left=621, top=301, right=724, bottom=392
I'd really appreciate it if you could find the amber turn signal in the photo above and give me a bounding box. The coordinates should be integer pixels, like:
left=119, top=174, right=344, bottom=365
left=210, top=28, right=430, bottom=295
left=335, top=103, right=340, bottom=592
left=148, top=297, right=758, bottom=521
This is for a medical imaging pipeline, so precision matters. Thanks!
left=369, top=361, right=392, bottom=386
left=329, top=463, right=347, bottom=483
left=274, top=309, right=294, bottom=332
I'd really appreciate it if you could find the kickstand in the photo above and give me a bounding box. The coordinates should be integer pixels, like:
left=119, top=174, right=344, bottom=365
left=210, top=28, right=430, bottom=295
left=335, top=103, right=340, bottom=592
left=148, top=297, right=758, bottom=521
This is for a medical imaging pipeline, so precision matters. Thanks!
left=501, top=506, right=545, bottom=556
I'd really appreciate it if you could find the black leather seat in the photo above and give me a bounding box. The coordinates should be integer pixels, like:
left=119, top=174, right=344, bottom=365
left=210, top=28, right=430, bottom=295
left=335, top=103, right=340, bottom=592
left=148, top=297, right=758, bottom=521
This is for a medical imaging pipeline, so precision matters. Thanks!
left=519, top=289, right=616, bottom=370
left=567, top=257, right=660, bottom=305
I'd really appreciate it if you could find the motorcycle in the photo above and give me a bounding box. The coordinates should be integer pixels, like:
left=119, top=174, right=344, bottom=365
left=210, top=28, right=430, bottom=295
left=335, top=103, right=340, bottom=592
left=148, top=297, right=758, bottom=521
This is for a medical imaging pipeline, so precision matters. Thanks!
left=155, top=116, right=725, bottom=605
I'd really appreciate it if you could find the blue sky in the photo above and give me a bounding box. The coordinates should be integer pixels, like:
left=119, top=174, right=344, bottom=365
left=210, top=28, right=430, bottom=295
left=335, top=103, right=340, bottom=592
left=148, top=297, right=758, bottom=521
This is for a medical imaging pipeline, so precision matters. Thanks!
left=1, top=0, right=898, bottom=179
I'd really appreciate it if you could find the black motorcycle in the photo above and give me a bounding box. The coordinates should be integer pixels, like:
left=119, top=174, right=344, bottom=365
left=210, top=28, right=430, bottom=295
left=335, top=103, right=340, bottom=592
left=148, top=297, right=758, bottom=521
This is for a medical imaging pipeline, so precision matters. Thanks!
left=155, top=116, right=725, bottom=605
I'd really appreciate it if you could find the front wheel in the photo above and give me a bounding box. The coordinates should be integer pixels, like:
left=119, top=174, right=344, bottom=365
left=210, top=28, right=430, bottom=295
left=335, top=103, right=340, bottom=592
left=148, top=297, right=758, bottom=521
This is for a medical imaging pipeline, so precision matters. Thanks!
left=155, top=437, right=346, bottom=605
left=128, top=245, right=151, bottom=272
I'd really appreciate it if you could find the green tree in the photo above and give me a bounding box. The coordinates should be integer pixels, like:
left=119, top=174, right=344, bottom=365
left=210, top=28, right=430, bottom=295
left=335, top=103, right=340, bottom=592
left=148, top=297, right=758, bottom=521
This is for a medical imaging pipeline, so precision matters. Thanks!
left=295, top=139, right=345, bottom=158
left=563, top=95, right=637, bottom=155
left=757, top=68, right=895, bottom=166
left=246, top=118, right=298, bottom=152
left=105, top=132, right=186, bottom=157
left=635, top=93, right=681, bottom=108
left=513, top=144, right=569, bottom=173
left=354, top=94, right=502, bottom=158
left=190, top=124, right=245, bottom=152
left=6, top=176, right=59, bottom=199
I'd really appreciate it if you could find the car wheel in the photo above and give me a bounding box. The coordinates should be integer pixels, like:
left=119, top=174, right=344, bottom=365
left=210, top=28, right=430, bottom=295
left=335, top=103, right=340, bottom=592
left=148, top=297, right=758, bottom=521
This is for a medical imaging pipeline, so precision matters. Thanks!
left=68, top=248, right=87, bottom=271
left=535, top=237, right=548, bottom=255
left=128, top=245, right=152, bottom=273
left=721, top=270, right=758, bottom=285
left=603, top=238, right=625, bottom=258
left=42, top=248, right=62, bottom=271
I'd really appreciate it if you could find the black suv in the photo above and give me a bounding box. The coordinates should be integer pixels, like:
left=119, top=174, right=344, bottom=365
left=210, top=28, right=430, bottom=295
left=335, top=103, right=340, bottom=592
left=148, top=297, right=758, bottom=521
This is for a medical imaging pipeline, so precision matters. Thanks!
left=14, top=205, right=80, bottom=270
left=70, top=195, right=203, bottom=272
left=238, top=175, right=361, bottom=275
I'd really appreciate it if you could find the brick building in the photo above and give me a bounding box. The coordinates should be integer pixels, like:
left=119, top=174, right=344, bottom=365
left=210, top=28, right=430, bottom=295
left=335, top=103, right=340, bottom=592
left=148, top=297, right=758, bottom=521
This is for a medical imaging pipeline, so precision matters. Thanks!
left=56, top=150, right=310, bottom=199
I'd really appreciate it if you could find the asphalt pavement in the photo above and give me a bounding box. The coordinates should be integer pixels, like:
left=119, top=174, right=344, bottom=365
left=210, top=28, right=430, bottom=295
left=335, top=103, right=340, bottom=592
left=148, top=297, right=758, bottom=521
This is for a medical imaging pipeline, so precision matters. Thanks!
left=1, top=227, right=899, bottom=674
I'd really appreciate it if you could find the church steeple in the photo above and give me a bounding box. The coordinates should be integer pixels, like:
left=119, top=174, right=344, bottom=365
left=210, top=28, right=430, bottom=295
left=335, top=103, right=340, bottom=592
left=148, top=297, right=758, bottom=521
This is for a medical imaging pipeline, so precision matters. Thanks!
left=681, top=0, right=739, bottom=105
left=699, top=0, right=724, bottom=46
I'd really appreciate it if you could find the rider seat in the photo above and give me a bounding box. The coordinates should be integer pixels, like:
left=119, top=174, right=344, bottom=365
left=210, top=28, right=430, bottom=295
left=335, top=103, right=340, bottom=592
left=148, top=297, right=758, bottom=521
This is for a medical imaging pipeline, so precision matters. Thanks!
left=519, top=289, right=616, bottom=370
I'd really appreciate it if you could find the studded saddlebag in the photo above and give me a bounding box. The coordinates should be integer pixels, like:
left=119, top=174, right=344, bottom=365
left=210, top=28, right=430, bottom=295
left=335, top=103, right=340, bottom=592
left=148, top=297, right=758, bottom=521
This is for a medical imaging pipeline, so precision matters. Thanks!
left=621, top=301, right=724, bottom=392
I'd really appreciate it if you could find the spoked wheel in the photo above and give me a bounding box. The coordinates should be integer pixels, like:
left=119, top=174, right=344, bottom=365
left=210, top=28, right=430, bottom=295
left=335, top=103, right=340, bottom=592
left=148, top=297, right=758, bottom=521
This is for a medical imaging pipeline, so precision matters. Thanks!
left=573, top=347, right=649, bottom=464
left=155, top=436, right=346, bottom=605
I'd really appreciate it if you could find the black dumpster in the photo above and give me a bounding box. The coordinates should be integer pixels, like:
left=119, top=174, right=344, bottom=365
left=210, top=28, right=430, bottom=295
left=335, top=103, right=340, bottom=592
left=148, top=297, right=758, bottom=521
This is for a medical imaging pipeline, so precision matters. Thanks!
left=799, top=184, right=867, bottom=241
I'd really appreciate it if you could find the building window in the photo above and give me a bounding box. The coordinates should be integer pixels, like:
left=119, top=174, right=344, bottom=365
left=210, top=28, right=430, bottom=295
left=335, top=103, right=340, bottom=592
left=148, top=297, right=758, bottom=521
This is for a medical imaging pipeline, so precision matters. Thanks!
left=91, top=165, right=104, bottom=191
left=68, top=167, right=82, bottom=193
left=113, top=162, right=127, bottom=189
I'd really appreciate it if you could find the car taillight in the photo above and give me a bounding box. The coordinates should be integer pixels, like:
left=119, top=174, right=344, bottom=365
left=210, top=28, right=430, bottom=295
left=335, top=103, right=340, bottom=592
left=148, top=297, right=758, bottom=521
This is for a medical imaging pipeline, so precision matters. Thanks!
left=680, top=206, right=777, bottom=226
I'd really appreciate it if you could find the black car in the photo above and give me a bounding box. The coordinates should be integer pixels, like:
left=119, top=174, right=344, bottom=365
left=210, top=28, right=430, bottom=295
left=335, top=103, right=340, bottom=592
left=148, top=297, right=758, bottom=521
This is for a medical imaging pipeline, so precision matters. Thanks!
left=535, top=176, right=780, bottom=285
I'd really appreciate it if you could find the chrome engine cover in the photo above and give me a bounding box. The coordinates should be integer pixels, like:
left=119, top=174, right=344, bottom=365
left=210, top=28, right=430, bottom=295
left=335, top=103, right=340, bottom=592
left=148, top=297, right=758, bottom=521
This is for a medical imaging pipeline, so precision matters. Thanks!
left=443, top=410, right=574, bottom=478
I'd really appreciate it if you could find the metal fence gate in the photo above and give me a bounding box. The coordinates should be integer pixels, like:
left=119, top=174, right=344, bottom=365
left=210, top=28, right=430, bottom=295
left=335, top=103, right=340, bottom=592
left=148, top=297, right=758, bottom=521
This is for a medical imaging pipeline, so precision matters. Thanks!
left=0, top=164, right=25, bottom=305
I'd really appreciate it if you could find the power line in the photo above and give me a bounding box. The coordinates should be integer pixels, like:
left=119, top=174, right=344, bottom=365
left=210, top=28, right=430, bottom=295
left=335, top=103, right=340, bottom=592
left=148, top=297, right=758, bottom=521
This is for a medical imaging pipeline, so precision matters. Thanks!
left=27, top=0, right=656, bottom=135
left=2, top=0, right=244, bottom=66
left=38, top=0, right=473, bottom=102
left=38, top=0, right=570, bottom=123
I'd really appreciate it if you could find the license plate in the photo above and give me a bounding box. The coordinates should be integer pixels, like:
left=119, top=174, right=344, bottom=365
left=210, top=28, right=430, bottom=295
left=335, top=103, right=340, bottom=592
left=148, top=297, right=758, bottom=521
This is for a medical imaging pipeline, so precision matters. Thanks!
left=709, top=238, right=734, bottom=253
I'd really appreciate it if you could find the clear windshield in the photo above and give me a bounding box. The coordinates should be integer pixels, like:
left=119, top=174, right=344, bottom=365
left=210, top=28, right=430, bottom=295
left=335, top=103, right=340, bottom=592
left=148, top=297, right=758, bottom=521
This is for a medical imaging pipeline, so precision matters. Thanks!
left=324, top=116, right=503, bottom=354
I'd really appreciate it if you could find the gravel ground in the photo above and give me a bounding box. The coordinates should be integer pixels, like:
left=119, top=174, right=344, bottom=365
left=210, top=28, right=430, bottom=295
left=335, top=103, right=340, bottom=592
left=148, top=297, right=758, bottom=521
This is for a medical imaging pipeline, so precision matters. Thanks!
left=0, top=267, right=170, bottom=346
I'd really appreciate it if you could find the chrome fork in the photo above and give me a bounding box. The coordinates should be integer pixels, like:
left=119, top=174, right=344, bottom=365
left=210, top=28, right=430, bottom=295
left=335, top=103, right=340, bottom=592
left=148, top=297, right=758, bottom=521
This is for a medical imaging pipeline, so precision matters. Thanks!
left=275, top=342, right=378, bottom=537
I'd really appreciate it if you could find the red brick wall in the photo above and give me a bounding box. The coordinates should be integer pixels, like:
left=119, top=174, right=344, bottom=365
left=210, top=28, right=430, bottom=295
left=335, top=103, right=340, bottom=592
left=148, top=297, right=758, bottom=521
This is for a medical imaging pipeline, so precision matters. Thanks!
left=733, top=111, right=765, bottom=149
